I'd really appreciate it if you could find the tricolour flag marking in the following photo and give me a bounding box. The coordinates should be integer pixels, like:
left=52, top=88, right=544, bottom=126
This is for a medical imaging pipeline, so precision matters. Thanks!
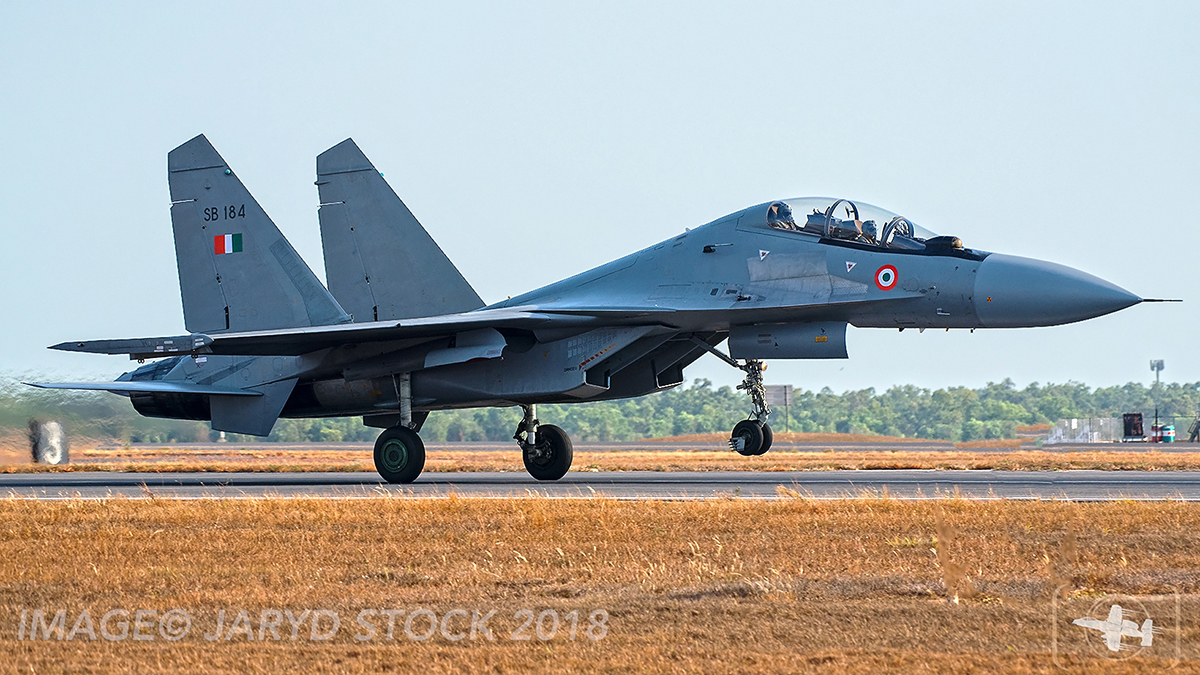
left=214, top=233, right=243, bottom=255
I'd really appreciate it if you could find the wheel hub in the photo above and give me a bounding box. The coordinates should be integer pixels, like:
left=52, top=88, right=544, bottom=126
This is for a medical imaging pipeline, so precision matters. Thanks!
left=382, top=440, right=408, bottom=471
left=524, top=440, right=553, bottom=466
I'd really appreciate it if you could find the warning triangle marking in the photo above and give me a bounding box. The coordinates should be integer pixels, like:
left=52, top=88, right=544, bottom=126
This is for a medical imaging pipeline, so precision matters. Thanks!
left=846, top=261, right=857, bottom=272
left=759, top=250, right=770, bottom=260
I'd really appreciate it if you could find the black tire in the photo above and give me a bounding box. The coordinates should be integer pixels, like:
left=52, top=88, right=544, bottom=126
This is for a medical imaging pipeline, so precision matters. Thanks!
left=523, top=424, right=573, bottom=481
left=373, top=426, right=425, bottom=484
left=731, top=419, right=763, bottom=457
left=28, top=420, right=69, bottom=465
left=752, top=422, right=773, bottom=455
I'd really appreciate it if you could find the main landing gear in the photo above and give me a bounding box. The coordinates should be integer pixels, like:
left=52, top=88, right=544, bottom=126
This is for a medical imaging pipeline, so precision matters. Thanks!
left=515, top=404, right=574, bottom=481
left=688, top=337, right=774, bottom=457
left=374, top=425, right=426, bottom=484
left=371, top=403, right=575, bottom=483
left=374, top=372, right=426, bottom=484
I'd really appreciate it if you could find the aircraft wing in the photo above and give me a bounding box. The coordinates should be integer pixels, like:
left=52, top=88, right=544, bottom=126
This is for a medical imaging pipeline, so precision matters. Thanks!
left=1107, top=605, right=1123, bottom=624
left=25, top=381, right=264, bottom=396
left=48, top=295, right=903, bottom=359
left=49, top=306, right=677, bottom=358
left=1105, top=629, right=1122, bottom=652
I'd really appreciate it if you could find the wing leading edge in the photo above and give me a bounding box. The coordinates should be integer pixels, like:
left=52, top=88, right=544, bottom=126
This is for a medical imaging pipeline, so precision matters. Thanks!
left=48, top=306, right=679, bottom=358
left=25, top=381, right=263, bottom=396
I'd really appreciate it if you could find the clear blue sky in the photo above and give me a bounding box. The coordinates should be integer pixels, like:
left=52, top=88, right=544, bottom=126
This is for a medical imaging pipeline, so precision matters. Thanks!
left=1, top=2, right=1196, bottom=392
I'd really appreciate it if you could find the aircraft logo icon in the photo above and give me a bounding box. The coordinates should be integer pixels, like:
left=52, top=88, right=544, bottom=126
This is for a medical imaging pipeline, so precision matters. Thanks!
left=1073, top=604, right=1156, bottom=652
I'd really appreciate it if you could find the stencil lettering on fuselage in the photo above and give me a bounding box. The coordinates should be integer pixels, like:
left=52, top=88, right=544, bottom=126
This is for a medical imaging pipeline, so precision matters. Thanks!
left=566, top=328, right=625, bottom=363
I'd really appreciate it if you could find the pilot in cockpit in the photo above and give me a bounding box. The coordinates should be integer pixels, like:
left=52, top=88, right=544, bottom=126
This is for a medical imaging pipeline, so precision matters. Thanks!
left=767, top=201, right=797, bottom=229
left=860, top=220, right=878, bottom=244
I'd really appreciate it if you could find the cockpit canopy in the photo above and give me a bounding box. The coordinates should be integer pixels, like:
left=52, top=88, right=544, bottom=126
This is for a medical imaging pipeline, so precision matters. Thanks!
left=766, top=197, right=956, bottom=251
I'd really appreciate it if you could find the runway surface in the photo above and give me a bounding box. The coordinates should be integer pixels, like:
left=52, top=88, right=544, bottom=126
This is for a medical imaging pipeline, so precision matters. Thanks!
left=94, top=440, right=1200, bottom=453
left=6, top=470, right=1200, bottom=500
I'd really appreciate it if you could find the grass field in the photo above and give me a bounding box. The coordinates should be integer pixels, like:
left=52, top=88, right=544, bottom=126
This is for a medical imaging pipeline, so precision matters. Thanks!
left=6, top=440, right=1200, bottom=474
left=3, top=497, right=1198, bottom=673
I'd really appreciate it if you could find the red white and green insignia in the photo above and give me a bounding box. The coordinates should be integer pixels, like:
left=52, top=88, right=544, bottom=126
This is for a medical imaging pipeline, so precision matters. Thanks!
left=875, top=265, right=898, bottom=290
left=214, top=233, right=243, bottom=255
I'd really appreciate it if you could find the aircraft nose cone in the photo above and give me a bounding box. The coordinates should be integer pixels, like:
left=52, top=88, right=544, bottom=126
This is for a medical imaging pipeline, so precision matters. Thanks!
left=974, top=253, right=1140, bottom=328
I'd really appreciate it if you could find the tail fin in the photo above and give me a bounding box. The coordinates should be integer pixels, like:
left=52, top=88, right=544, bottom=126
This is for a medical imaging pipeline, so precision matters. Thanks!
left=316, top=139, right=484, bottom=322
left=1140, top=619, right=1154, bottom=646
left=168, top=134, right=351, bottom=333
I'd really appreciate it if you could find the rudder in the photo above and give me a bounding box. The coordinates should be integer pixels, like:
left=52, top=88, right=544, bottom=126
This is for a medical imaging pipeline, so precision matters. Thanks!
left=316, top=138, right=484, bottom=322
left=169, top=134, right=351, bottom=333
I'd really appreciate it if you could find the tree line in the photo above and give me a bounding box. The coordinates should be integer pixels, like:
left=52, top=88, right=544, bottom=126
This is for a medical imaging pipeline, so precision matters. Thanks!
left=2, top=377, right=1197, bottom=444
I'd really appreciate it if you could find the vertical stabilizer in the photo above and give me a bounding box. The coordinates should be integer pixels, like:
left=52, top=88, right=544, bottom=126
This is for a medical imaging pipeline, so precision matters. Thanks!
left=316, top=139, right=484, bottom=322
left=168, top=134, right=351, bottom=333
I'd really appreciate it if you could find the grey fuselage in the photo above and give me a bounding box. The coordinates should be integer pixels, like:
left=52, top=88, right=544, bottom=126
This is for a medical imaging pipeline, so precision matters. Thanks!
left=117, top=199, right=1141, bottom=431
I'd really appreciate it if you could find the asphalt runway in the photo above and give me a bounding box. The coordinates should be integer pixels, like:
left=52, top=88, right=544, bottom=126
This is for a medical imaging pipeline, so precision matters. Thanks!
left=6, top=469, right=1200, bottom=500
left=85, top=440, right=1200, bottom=458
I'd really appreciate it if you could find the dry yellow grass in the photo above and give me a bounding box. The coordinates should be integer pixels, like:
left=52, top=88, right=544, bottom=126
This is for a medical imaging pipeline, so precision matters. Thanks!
left=2, top=498, right=1198, bottom=673
left=650, top=431, right=940, bottom=444
left=954, top=438, right=1031, bottom=449
left=6, top=444, right=1200, bottom=474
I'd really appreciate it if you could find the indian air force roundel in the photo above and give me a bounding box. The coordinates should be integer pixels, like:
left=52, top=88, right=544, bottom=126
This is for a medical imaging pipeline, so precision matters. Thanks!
left=875, top=265, right=898, bottom=290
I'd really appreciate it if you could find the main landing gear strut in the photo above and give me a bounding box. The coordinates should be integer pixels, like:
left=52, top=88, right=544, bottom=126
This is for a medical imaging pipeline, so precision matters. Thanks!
left=515, top=404, right=574, bottom=481
left=374, top=373, right=426, bottom=484
left=372, top=374, right=575, bottom=484
left=689, top=337, right=774, bottom=457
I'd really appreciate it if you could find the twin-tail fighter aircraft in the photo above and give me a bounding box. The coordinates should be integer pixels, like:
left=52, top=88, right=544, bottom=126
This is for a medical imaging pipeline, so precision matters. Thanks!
left=34, top=135, right=1155, bottom=483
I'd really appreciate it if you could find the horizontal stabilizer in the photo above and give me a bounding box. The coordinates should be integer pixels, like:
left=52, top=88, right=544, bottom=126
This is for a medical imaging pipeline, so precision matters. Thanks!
left=25, top=381, right=263, bottom=396
left=50, top=335, right=212, bottom=358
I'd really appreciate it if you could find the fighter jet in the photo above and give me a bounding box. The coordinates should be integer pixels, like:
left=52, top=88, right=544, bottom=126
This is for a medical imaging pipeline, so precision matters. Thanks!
left=33, top=135, right=1154, bottom=483
left=1073, top=604, right=1155, bottom=652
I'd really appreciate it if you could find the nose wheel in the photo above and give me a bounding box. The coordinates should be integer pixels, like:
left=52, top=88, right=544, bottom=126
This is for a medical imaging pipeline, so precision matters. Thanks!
left=515, top=404, right=573, bottom=480
left=686, top=337, right=777, bottom=457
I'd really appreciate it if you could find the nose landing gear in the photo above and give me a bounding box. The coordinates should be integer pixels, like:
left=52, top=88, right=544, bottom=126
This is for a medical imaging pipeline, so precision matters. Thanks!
left=730, top=359, right=773, bottom=455
left=688, top=337, right=775, bottom=456
left=515, top=404, right=573, bottom=480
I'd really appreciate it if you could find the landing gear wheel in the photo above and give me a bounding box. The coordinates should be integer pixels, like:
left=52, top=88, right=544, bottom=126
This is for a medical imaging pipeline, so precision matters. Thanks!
left=373, top=426, right=425, bottom=484
left=752, top=423, right=773, bottom=456
left=523, top=424, right=573, bottom=481
left=731, top=419, right=764, bottom=457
